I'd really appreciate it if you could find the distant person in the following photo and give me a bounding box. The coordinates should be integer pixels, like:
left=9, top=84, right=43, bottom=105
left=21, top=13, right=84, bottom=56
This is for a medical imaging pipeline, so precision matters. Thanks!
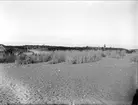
left=132, top=89, right=138, bottom=105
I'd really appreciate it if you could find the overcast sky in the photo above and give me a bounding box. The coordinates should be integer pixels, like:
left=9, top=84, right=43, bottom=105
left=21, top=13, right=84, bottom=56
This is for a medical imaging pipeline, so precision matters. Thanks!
left=0, top=1, right=137, bottom=49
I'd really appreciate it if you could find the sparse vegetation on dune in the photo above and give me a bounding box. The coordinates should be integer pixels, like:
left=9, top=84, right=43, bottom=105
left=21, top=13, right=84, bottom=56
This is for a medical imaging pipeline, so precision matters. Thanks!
left=130, top=55, right=138, bottom=63
left=0, top=44, right=134, bottom=65
left=15, top=49, right=127, bottom=65
left=0, top=48, right=136, bottom=105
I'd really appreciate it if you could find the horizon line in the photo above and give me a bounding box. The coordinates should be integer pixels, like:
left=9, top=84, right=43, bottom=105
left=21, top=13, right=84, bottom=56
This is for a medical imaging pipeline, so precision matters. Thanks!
left=1, top=43, right=137, bottom=50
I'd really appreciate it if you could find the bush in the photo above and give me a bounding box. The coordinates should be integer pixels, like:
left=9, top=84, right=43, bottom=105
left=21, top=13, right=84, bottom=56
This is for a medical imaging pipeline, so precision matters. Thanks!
left=119, top=50, right=126, bottom=57
left=48, top=51, right=66, bottom=64
left=0, top=58, right=6, bottom=63
left=102, top=50, right=126, bottom=59
left=0, top=55, right=16, bottom=63
left=14, top=49, right=127, bottom=65
left=15, top=52, right=54, bottom=65
left=130, top=55, right=138, bottom=63
left=5, top=55, right=16, bottom=63
left=40, top=53, right=53, bottom=62
left=15, top=54, right=27, bottom=65
left=64, top=50, right=103, bottom=64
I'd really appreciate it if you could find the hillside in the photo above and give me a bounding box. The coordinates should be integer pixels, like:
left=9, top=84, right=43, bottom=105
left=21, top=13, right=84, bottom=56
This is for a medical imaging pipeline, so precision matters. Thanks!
left=0, top=54, right=137, bottom=104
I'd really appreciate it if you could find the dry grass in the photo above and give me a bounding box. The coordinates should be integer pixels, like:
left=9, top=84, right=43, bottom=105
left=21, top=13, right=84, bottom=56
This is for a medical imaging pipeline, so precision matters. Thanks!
left=0, top=53, right=133, bottom=105
left=15, top=50, right=127, bottom=65
left=130, top=55, right=138, bottom=63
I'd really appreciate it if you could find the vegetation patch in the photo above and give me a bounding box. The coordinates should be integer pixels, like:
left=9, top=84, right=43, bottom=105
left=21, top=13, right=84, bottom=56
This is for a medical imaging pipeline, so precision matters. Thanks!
left=14, top=49, right=127, bottom=65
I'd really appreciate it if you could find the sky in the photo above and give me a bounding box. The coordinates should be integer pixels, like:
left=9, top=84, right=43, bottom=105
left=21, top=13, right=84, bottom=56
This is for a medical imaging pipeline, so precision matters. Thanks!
left=0, top=1, right=137, bottom=49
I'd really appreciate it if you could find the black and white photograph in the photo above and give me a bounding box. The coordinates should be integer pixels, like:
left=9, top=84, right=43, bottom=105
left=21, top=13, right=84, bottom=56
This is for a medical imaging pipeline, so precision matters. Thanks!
left=0, top=0, right=138, bottom=105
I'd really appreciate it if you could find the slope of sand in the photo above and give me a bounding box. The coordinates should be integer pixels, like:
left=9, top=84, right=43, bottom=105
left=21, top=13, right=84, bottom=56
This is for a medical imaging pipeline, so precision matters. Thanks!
left=0, top=54, right=137, bottom=104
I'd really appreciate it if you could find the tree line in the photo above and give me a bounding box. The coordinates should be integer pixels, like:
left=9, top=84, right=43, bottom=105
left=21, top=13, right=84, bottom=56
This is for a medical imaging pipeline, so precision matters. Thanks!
left=4, top=45, right=135, bottom=54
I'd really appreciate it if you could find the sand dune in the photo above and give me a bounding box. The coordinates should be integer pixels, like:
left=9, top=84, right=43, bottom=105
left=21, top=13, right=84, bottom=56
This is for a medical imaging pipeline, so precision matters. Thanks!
left=0, top=55, right=136, bottom=104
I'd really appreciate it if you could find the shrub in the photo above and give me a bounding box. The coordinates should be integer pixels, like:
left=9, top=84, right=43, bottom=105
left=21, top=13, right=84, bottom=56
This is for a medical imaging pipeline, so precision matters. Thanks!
left=65, top=56, right=75, bottom=64
left=103, top=50, right=111, bottom=57
left=102, top=50, right=126, bottom=59
left=0, top=54, right=16, bottom=63
left=48, top=51, right=66, bottom=64
left=119, top=50, right=126, bottom=58
left=15, top=54, right=27, bottom=65
left=0, top=58, right=6, bottom=63
left=130, top=55, right=138, bottom=63
left=40, top=53, right=53, bottom=62
left=107, top=50, right=121, bottom=59
left=14, top=49, right=127, bottom=65
left=5, top=55, right=16, bottom=63
left=64, top=50, right=102, bottom=64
